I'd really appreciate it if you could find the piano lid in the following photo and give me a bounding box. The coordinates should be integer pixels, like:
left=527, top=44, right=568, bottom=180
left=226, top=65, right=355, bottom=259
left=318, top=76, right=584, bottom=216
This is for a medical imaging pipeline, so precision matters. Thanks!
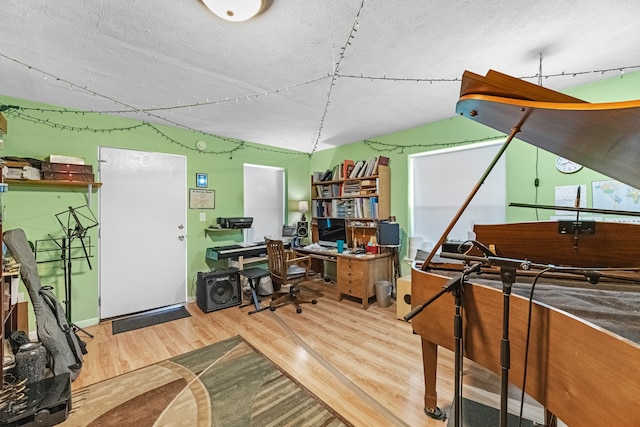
left=456, top=69, right=640, bottom=189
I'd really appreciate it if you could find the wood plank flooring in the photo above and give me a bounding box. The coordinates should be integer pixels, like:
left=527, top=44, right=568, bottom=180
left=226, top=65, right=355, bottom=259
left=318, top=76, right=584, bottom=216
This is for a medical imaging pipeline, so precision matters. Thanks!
left=73, top=280, right=546, bottom=426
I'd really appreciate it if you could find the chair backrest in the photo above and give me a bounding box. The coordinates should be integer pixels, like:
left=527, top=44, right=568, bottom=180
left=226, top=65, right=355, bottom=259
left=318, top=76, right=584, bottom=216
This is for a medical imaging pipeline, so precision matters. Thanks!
left=265, top=238, right=287, bottom=288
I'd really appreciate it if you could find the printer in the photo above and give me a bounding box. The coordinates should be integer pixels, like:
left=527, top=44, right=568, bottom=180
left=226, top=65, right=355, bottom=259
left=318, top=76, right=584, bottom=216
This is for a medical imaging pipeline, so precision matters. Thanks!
left=216, top=217, right=253, bottom=229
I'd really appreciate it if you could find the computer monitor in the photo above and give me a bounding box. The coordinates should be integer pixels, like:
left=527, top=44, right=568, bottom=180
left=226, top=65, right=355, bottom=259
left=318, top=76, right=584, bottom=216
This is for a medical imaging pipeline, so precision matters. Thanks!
left=317, top=218, right=347, bottom=247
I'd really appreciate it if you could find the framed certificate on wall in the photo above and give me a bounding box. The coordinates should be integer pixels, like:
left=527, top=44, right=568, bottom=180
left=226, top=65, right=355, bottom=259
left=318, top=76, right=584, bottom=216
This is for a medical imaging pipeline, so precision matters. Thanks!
left=189, top=189, right=215, bottom=209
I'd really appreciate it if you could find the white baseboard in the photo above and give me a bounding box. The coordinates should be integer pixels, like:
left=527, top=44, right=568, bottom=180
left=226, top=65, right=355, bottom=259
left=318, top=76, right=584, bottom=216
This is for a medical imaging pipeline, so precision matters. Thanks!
left=29, top=317, right=100, bottom=341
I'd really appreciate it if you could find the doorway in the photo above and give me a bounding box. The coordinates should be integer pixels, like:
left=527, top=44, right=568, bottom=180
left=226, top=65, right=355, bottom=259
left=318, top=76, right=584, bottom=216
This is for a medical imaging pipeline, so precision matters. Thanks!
left=243, top=164, right=285, bottom=242
left=98, top=147, right=187, bottom=319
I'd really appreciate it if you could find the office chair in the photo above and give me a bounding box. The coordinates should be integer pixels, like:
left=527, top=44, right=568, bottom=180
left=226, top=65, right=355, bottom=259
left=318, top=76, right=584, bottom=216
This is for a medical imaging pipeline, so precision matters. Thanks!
left=265, top=238, right=318, bottom=313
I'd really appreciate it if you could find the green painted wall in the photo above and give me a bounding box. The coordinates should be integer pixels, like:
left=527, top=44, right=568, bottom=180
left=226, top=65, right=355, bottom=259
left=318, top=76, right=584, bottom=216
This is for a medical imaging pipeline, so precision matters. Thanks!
left=4, top=70, right=640, bottom=330
left=0, top=95, right=310, bottom=330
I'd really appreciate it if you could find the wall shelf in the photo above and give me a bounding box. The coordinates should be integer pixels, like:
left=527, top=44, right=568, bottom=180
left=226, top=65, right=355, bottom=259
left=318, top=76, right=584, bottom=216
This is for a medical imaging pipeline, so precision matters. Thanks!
left=5, top=179, right=102, bottom=204
left=205, top=227, right=241, bottom=234
left=5, top=179, right=102, bottom=188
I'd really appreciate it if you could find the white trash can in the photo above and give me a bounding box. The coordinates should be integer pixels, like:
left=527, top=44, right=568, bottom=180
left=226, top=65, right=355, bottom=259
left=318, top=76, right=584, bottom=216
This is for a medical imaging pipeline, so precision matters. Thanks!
left=375, top=280, right=393, bottom=308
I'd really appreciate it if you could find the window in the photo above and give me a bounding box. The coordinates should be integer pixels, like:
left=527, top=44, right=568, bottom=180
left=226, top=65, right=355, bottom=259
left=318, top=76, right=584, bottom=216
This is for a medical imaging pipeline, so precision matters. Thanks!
left=409, top=140, right=506, bottom=250
left=243, top=164, right=285, bottom=242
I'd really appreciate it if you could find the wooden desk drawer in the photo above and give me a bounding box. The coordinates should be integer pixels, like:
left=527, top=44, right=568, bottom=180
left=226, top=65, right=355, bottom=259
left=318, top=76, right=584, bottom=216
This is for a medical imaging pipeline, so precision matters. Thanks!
left=337, top=268, right=364, bottom=282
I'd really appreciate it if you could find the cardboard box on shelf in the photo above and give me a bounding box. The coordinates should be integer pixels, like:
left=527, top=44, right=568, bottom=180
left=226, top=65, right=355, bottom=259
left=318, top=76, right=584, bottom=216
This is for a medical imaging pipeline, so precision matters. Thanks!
left=2, top=166, right=41, bottom=180
left=22, top=166, right=41, bottom=180
left=44, top=154, right=85, bottom=165
left=3, top=167, right=23, bottom=180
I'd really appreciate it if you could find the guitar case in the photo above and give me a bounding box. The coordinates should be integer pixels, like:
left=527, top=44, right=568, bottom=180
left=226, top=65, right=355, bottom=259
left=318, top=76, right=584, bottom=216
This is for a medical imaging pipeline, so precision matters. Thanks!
left=3, top=228, right=85, bottom=381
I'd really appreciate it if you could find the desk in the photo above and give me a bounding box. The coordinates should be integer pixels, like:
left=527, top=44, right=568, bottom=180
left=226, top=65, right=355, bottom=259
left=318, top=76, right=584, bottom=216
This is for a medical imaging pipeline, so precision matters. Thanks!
left=238, top=267, right=271, bottom=315
left=295, top=248, right=392, bottom=309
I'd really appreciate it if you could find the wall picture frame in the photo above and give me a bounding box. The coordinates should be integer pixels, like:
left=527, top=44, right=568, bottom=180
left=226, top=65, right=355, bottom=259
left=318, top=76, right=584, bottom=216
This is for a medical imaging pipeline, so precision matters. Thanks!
left=189, top=188, right=215, bottom=209
left=196, top=173, right=208, bottom=188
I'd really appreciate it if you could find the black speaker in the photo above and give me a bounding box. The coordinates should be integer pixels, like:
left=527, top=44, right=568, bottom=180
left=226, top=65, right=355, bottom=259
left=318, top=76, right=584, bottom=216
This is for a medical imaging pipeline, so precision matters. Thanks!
left=196, top=268, right=242, bottom=313
left=296, top=221, right=309, bottom=238
left=377, top=222, right=400, bottom=245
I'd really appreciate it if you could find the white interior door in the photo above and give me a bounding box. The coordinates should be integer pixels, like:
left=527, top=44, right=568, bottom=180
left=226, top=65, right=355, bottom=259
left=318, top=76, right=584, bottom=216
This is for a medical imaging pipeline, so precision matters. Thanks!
left=98, top=147, right=187, bottom=319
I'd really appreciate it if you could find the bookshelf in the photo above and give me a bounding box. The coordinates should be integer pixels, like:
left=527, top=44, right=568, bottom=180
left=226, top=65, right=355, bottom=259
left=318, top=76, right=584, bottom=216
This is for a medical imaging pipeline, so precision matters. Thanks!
left=310, top=163, right=390, bottom=247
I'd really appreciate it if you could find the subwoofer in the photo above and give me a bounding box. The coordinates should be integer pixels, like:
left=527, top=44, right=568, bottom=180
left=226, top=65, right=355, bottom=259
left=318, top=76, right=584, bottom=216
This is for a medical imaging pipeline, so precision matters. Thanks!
left=396, top=276, right=412, bottom=320
left=196, top=268, right=242, bottom=313
left=296, top=221, right=309, bottom=238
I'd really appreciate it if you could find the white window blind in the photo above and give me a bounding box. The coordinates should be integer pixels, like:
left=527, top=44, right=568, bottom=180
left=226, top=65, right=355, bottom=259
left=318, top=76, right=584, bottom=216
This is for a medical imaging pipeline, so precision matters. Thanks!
left=243, top=164, right=285, bottom=243
left=409, top=140, right=506, bottom=249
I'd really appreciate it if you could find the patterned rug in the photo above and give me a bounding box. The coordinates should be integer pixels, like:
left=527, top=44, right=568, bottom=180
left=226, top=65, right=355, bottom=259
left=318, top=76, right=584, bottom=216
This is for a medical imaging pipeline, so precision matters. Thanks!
left=62, top=336, right=352, bottom=426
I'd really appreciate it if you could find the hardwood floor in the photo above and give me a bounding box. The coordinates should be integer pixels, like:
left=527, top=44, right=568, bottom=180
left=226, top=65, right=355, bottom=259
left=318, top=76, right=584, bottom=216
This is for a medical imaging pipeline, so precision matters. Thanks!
left=73, top=280, right=546, bottom=426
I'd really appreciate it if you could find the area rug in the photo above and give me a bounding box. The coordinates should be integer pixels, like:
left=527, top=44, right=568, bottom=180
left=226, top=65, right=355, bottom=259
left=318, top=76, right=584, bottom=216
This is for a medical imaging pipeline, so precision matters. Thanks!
left=447, top=398, right=534, bottom=427
left=63, top=336, right=352, bottom=426
left=111, top=305, right=191, bottom=335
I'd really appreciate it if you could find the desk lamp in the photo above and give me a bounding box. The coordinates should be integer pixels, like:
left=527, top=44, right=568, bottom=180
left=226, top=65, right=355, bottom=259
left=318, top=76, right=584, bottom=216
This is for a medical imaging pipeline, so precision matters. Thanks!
left=298, top=200, right=309, bottom=222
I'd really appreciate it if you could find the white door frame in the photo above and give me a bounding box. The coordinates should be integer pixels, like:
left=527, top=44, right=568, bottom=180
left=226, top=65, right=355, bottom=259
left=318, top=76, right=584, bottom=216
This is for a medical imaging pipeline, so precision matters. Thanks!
left=98, top=147, right=187, bottom=319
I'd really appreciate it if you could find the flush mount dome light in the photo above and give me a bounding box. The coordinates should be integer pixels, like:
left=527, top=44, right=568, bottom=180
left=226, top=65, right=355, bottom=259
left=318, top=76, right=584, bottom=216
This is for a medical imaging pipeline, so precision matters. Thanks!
left=201, top=0, right=269, bottom=22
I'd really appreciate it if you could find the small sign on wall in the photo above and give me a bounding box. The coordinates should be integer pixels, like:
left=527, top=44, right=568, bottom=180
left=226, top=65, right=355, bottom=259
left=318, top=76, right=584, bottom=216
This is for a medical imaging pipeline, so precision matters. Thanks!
left=189, top=188, right=215, bottom=209
left=196, top=173, right=208, bottom=188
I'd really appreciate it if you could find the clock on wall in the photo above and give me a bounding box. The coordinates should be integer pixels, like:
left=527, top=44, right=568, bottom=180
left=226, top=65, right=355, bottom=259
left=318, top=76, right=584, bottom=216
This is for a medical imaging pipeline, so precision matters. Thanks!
left=555, top=156, right=583, bottom=174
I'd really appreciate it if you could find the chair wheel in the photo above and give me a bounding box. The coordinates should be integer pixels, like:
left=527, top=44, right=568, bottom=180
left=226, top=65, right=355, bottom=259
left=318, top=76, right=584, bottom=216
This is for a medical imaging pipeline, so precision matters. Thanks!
left=270, top=306, right=276, bottom=311
left=296, top=308, right=302, bottom=313
left=311, top=300, right=317, bottom=304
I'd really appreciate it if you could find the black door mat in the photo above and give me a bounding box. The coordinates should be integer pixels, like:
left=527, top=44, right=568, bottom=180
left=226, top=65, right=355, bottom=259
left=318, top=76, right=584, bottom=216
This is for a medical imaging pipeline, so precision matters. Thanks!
left=448, top=398, right=535, bottom=427
left=112, top=305, right=191, bottom=335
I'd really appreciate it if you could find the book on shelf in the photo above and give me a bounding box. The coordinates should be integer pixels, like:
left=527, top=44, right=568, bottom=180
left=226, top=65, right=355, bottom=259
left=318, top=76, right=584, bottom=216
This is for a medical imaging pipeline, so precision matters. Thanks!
left=343, top=180, right=360, bottom=196
left=320, top=169, right=333, bottom=181
left=378, top=156, right=390, bottom=166
left=371, top=156, right=380, bottom=176
left=331, top=164, right=341, bottom=180
left=350, top=160, right=364, bottom=178
left=357, top=159, right=367, bottom=177
left=365, top=157, right=378, bottom=177
left=315, top=185, right=333, bottom=198
left=370, top=196, right=378, bottom=219
left=342, top=160, right=355, bottom=179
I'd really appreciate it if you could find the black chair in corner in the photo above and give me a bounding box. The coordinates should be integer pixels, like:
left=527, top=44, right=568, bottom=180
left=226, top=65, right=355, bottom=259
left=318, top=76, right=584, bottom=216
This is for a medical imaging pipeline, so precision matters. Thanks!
left=265, top=238, right=318, bottom=313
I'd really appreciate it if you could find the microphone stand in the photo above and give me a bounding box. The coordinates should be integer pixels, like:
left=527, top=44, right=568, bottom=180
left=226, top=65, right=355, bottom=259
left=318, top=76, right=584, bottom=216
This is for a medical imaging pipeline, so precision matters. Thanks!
left=498, top=265, right=515, bottom=427
left=438, top=252, right=532, bottom=427
left=439, top=249, right=631, bottom=427
left=405, top=262, right=483, bottom=426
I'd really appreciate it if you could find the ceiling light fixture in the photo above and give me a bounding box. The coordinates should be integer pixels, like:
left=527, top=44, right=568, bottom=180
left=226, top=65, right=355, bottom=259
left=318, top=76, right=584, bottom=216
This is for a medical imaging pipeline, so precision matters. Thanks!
left=201, top=0, right=270, bottom=22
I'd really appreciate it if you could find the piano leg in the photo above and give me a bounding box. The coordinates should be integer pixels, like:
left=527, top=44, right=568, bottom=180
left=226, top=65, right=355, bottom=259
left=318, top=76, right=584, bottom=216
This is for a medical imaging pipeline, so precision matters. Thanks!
left=421, top=338, right=446, bottom=420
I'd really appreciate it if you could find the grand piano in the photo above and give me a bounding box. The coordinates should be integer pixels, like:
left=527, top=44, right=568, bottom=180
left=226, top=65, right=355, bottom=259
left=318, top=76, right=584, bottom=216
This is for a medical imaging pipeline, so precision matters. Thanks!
left=411, top=70, right=640, bottom=426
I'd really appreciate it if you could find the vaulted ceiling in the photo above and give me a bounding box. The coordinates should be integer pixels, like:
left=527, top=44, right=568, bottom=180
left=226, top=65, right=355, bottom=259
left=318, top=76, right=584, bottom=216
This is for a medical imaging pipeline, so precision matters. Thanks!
left=3, top=1, right=640, bottom=153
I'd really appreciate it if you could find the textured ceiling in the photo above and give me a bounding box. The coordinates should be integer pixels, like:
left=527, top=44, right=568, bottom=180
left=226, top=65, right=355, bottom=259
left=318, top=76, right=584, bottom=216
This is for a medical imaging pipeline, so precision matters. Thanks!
left=2, top=1, right=640, bottom=153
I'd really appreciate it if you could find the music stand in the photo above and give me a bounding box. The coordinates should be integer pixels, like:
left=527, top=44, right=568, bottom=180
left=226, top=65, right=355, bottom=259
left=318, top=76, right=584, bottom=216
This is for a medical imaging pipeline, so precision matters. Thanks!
left=54, top=205, right=98, bottom=338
